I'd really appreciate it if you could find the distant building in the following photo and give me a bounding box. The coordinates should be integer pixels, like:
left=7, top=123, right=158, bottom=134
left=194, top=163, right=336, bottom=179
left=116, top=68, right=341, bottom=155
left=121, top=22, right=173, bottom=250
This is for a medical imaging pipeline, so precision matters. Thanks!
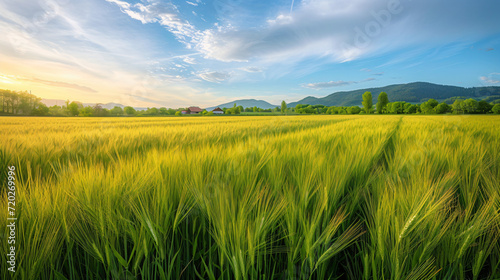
left=212, top=107, right=224, bottom=114
left=188, top=107, right=203, bottom=114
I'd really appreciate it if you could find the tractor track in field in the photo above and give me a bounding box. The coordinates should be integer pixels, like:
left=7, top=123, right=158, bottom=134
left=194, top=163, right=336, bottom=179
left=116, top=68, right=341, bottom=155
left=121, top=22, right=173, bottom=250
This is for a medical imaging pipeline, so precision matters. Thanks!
left=370, top=116, right=403, bottom=172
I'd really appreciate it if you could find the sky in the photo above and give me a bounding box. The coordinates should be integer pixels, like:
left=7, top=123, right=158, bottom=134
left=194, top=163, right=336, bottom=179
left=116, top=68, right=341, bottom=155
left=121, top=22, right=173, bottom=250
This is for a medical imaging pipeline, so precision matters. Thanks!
left=0, top=0, right=499, bottom=108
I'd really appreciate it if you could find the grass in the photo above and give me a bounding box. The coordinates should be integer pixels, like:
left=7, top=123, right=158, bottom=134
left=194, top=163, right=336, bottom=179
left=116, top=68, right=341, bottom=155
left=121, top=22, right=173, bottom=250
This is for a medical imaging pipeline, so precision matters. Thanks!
left=1, top=115, right=499, bottom=279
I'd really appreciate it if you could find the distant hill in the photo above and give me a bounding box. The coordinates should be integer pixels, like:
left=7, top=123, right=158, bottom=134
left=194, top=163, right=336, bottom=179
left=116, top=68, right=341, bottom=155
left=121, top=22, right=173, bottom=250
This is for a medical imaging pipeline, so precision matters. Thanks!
left=41, top=99, right=147, bottom=110
left=81, top=102, right=144, bottom=110
left=289, top=82, right=500, bottom=107
left=41, top=99, right=68, bottom=107
left=206, top=99, right=278, bottom=111
left=40, top=82, right=500, bottom=112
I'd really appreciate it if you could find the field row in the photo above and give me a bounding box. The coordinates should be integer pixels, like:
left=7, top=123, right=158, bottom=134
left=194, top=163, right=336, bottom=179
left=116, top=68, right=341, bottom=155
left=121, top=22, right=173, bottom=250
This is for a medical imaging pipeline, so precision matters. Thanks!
left=1, top=115, right=499, bottom=279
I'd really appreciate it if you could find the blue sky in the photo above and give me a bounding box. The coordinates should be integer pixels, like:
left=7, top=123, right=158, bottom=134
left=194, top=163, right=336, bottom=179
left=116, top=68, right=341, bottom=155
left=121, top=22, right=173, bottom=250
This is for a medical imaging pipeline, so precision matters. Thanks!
left=0, top=0, right=499, bottom=108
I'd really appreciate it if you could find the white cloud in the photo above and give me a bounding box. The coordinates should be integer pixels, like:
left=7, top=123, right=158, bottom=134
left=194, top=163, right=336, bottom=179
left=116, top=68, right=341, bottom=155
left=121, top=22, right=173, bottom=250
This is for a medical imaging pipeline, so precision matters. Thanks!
left=183, top=56, right=197, bottom=64
left=303, top=80, right=352, bottom=89
left=0, top=74, right=17, bottom=84
left=197, top=71, right=231, bottom=83
left=240, top=67, right=262, bottom=73
left=303, top=78, right=375, bottom=90
left=267, top=14, right=293, bottom=25
left=186, top=1, right=198, bottom=7
left=20, top=77, right=97, bottom=92
left=0, top=0, right=217, bottom=108
left=480, top=73, right=500, bottom=84
left=193, top=0, right=500, bottom=63
left=105, top=0, right=202, bottom=47
left=2, top=0, right=499, bottom=108
left=360, top=69, right=383, bottom=75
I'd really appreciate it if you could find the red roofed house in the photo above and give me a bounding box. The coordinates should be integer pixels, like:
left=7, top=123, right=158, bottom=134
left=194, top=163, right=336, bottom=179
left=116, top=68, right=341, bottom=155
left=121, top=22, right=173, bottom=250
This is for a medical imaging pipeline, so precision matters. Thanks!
left=212, top=107, right=224, bottom=114
left=188, top=106, right=203, bottom=114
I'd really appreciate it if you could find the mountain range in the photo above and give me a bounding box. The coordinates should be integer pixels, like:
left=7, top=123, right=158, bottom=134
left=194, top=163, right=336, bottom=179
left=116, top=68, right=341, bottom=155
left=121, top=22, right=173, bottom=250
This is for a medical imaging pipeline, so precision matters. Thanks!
left=287, top=82, right=500, bottom=107
left=41, top=98, right=278, bottom=111
left=41, top=82, right=500, bottom=111
left=205, top=99, right=278, bottom=111
left=41, top=99, right=149, bottom=111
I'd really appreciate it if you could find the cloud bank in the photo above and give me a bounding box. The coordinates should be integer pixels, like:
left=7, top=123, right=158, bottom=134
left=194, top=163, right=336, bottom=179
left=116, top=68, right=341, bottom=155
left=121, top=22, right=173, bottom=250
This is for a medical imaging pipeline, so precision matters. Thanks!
left=106, top=0, right=500, bottom=66
left=303, top=78, right=375, bottom=90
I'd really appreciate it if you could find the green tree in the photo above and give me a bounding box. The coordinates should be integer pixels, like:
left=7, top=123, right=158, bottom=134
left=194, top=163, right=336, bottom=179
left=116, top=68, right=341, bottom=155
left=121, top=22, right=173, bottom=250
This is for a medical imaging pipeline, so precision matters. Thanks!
left=146, top=107, right=159, bottom=115
left=110, top=106, right=124, bottom=116
left=326, top=106, right=338, bottom=114
left=0, top=89, right=41, bottom=115
left=64, top=100, right=70, bottom=115
left=452, top=99, right=464, bottom=114
left=376, top=92, right=389, bottom=114
left=347, top=106, right=361, bottom=114
left=477, top=101, right=493, bottom=114
left=102, top=108, right=110, bottom=117
left=79, top=106, right=94, bottom=117
left=420, top=99, right=439, bottom=114
left=93, top=104, right=105, bottom=117
left=404, top=104, right=418, bottom=114
left=386, top=102, right=405, bottom=114
left=17, top=91, right=38, bottom=115
left=49, top=105, right=65, bottom=116
left=68, top=101, right=81, bottom=116
left=175, top=111, right=182, bottom=116
left=31, top=103, right=49, bottom=116
left=124, top=106, right=136, bottom=116
left=492, top=104, right=500, bottom=114
left=362, top=91, right=373, bottom=114
left=435, top=103, right=451, bottom=114
left=394, top=102, right=405, bottom=114
left=1, top=89, right=16, bottom=113
left=463, top=98, right=478, bottom=114
left=159, top=107, right=168, bottom=115
left=225, top=104, right=241, bottom=114
left=281, top=100, right=287, bottom=114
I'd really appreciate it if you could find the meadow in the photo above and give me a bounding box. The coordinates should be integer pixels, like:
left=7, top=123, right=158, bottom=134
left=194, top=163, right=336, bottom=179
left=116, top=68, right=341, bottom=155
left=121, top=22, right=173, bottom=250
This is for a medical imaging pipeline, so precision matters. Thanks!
left=1, top=115, right=499, bottom=280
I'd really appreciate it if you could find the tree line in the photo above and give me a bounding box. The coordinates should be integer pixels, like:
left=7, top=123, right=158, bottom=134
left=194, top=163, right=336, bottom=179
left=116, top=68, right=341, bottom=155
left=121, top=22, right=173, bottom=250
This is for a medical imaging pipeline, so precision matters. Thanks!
left=294, top=91, right=500, bottom=115
left=2, top=89, right=499, bottom=117
left=0, top=89, right=198, bottom=117
left=0, top=89, right=47, bottom=115
left=0, top=90, right=288, bottom=117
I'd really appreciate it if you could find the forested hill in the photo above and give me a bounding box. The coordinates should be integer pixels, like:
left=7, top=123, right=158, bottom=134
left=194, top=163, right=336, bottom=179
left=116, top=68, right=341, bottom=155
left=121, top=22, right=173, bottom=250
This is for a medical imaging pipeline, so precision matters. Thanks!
left=206, top=99, right=278, bottom=111
left=289, top=82, right=500, bottom=107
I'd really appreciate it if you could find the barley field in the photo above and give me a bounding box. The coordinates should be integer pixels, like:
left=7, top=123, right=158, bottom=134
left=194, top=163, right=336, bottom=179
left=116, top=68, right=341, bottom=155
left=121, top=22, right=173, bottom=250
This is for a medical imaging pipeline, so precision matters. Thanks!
left=1, top=115, right=499, bottom=280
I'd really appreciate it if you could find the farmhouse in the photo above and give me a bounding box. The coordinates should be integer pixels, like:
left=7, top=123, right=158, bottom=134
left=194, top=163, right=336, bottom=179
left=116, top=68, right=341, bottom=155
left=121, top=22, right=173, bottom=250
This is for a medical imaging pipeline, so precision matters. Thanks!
left=188, top=107, right=203, bottom=114
left=181, top=107, right=203, bottom=114
left=212, top=107, right=224, bottom=114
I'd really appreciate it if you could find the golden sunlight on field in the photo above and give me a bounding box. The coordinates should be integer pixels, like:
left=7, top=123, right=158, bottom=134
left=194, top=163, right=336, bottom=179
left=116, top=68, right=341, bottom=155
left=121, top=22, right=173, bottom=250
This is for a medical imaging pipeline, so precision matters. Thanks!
left=1, top=115, right=499, bottom=279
